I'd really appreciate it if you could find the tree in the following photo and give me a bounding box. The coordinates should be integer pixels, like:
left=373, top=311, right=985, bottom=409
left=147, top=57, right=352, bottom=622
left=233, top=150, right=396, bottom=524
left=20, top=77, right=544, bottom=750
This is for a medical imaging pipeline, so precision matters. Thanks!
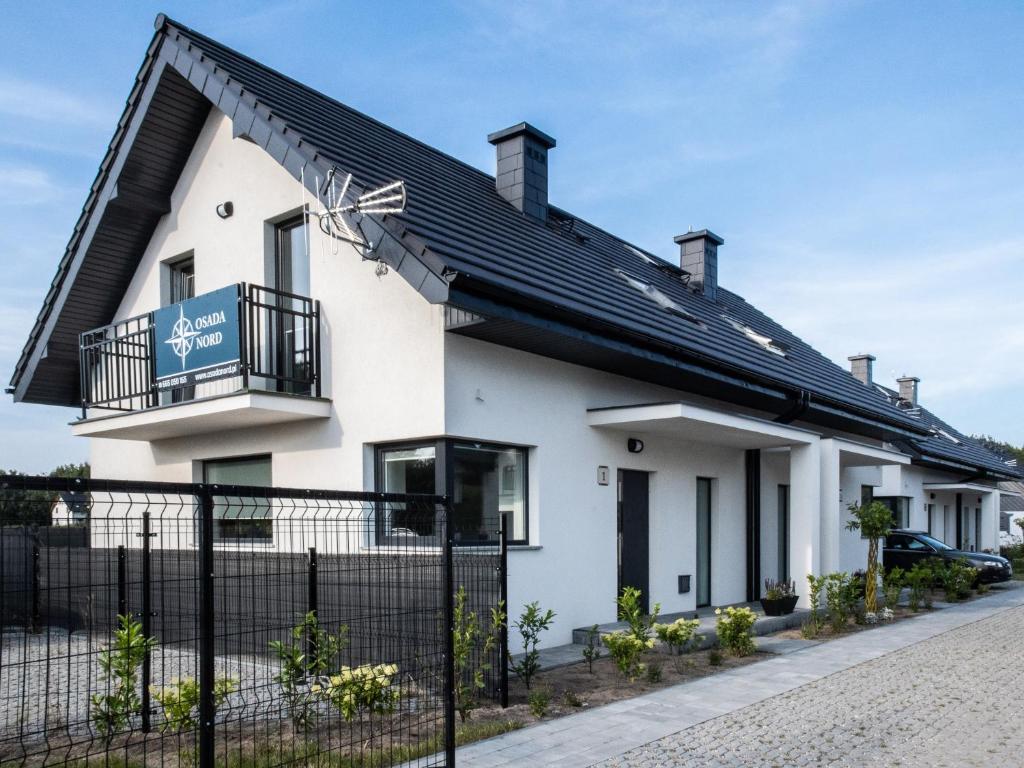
left=845, top=501, right=894, bottom=613
left=0, top=463, right=91, bottom=524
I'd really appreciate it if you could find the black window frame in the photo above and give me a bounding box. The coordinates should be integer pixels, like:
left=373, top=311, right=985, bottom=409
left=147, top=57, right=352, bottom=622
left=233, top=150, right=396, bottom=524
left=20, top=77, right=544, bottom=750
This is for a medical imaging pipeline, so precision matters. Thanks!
left=201, top=453, right=274, bottom=545
left=374, top=438, right=530, bottom=546
left=875, top=496, right=912, bottom=529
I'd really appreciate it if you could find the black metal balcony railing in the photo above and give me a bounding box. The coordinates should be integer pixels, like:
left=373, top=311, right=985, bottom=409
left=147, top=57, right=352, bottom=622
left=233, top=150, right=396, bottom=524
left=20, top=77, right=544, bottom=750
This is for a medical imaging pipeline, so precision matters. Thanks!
left=79, top=283, right=320, bottom=416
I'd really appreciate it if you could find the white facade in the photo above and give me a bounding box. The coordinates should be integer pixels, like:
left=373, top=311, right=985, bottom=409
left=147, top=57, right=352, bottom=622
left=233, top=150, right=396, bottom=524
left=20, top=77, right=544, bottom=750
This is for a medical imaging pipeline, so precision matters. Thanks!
left=64, top=106, right=1005, bottom=651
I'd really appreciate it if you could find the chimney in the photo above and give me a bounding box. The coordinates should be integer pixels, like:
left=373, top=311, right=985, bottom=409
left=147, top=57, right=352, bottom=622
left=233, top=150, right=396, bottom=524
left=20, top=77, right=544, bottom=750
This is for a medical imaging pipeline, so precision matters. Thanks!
left=848, top=354, right=876, bottom=385
left=487, top=122, right=556, bottom=222
left=673, top=230, right=724, bottom=301
left=896, top=376, right=920, bottom=406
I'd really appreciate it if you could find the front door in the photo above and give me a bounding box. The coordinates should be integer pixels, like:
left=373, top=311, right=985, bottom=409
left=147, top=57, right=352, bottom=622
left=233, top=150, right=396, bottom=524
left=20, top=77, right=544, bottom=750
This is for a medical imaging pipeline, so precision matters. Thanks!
left=696, top=477, right=713, bottom=607
left=617, top=470, right=650, bottom=614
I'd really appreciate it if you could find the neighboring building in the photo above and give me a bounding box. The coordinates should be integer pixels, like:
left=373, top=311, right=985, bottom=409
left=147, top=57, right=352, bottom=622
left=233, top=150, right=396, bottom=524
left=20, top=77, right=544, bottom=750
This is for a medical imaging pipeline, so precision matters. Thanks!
left=50, top=492, right=89, bottom=526
left=1000, top=479, right=1024, bottom=546
left=8, top=16, right=1021, bottom=647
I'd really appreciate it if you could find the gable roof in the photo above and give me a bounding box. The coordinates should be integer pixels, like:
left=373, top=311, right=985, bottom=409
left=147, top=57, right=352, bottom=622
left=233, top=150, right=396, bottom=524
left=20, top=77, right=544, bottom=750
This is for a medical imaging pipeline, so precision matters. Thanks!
left=10, top=15, right=935, bottom=444
left=869, top=384, right=1022, bottom=479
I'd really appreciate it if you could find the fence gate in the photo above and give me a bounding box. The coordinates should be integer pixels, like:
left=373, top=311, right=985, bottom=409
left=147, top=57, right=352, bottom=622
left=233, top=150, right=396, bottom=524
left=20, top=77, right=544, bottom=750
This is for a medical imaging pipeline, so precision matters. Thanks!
left=0, top=475, right=505, bottom=767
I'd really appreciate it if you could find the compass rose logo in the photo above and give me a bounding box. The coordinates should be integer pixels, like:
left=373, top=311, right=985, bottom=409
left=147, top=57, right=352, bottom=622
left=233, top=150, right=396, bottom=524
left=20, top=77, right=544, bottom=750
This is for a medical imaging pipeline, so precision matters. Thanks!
left=164, top=304, right=201, bottom=370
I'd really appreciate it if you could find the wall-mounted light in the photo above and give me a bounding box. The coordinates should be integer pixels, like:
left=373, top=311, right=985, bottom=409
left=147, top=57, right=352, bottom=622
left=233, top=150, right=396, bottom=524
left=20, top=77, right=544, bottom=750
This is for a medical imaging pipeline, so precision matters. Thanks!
left=627, top=438, right=644, bottom=454
left=216, top=201, right=234, bottom=219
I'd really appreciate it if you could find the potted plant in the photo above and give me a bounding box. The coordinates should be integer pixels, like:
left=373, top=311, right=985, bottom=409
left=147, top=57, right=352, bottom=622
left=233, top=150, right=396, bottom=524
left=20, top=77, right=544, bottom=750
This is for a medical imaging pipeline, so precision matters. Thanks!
left=760, top=578, right=799, bottom=616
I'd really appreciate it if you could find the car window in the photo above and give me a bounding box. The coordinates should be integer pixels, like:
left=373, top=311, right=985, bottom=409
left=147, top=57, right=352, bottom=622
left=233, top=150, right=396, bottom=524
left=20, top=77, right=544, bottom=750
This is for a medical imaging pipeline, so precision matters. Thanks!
left=886, top=535, right=908, bottom=550
left=905, top=537, right=932, bottom=552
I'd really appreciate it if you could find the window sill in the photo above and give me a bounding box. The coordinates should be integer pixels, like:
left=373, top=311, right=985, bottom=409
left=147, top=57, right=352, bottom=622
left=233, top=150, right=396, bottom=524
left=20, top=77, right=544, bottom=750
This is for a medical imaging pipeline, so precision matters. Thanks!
left=508, top=545, right=542, bottom=551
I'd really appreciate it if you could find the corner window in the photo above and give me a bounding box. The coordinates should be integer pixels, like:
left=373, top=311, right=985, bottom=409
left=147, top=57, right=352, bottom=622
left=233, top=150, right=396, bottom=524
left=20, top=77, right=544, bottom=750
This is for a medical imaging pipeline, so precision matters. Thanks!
left=375, top=440, right=529, bottom=546
left=875, top=496, right=911, bottom=529
left=203, top=456, right=273, bottom=543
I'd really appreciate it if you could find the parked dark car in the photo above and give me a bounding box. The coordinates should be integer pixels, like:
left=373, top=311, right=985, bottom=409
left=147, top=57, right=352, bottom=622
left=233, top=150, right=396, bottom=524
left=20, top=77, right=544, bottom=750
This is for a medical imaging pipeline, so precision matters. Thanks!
left=883, top=530, right=1013, bottom=584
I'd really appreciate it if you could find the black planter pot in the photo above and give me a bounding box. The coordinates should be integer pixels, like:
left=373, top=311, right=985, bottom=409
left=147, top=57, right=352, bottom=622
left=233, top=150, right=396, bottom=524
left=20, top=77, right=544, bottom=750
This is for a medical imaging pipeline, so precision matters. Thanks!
left=760, top=595, right=799, bottom=616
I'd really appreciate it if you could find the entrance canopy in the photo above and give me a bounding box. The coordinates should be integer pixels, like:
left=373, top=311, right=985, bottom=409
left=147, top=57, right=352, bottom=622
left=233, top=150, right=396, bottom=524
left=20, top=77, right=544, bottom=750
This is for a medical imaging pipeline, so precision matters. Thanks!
left=830, top=437, right=910, bottom=468
left=922, top=482, right=996, bottom=494
left=587, top=401, right=817, bottom=448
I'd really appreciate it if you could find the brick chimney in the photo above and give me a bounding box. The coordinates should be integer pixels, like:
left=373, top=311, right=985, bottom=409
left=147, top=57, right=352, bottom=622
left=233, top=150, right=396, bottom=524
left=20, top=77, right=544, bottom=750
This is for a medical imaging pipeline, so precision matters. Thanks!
left=487, top=122, right=556, bottom=222
left=848, top=354, right=876, bottom=385
left=673, top=230, right=724, bottom=301
left=897, top=376, right=920, bottom=406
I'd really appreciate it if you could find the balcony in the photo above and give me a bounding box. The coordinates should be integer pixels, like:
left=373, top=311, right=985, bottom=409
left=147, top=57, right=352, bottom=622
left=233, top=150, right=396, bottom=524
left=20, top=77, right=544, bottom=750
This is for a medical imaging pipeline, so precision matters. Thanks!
left=72, top=283, right=330, bottom=441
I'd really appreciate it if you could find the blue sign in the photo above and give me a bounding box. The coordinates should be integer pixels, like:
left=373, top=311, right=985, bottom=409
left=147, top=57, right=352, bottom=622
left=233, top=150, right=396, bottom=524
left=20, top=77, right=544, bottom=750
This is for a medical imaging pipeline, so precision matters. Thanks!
left=153, top=286, right=241, bottom=391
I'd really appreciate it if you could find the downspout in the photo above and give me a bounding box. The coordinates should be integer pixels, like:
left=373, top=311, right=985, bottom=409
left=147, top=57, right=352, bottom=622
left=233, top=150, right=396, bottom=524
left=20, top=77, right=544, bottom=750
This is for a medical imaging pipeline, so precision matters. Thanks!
left=774, top=390, right=811, bottom=424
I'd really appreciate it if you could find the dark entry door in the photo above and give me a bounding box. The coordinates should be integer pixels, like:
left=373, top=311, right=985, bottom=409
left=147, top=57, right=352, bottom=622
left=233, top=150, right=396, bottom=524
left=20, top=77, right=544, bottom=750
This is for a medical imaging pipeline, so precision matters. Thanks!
left=618, top=469, right=650, bottom=614
left=696, top=477, right=713, bottom=607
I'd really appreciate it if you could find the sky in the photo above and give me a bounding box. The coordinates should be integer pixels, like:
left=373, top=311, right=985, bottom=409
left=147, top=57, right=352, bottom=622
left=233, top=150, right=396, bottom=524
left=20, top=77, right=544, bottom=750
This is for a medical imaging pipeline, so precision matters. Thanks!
left=0, top=0, right=1022, bottom=473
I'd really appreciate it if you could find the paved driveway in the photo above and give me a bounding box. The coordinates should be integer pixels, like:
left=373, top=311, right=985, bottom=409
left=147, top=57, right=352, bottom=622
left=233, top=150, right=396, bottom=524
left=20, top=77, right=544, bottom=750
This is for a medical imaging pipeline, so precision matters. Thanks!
left=600, top=604, right=1024, bottom=767
left=455, top=584, right=1024, bottom=767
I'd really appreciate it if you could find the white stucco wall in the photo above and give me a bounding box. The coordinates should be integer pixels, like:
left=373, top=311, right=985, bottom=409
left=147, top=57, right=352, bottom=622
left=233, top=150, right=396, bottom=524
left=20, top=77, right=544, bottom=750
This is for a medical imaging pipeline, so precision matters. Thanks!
left=88, top=109, right=446, bottom=493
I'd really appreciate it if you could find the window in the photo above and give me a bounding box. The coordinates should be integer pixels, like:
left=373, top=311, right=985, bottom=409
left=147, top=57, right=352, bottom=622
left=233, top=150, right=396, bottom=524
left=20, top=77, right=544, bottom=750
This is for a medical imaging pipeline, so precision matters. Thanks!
left=875, top=496, right=911, bottom=529
left=203, top=456, right=272, bottom=543
left=273, top=217, right=312, bottom=395
left=777, top=485, right=789, bottom=582
left=926, top=503, right=934, bottom=535
left=375, top=440, right=529, bottom=545
left=168, top=256, right=195, bottom=304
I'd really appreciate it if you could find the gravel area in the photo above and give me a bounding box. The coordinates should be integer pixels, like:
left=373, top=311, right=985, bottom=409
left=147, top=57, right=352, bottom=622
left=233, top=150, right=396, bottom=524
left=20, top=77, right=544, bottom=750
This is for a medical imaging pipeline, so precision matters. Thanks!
left=598, top=605, right=1024, bottom=767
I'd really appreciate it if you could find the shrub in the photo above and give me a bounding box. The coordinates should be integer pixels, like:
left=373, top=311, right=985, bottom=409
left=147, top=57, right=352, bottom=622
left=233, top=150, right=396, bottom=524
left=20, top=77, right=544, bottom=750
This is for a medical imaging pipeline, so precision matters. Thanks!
left=708, top=649, right=723, bottom=666
left=90, top=615, right=156, bottom=742
left=451, top=586, right=506, bottom=722
left=940, top=560, right=977, bottom=602
left=581, top=624, right=602, bottom=673
left=527, top=688, right=550, bottom=718
left=715, top=606, right=756, bottom=656
left=763, top=578, right=796, bottom=599
left=508, top=602, right=555, bottom=690
left=824, top=572, right=858, bottom=633
left=562, top=689, right=584, bottom=708
left=151, top=676, right=237, bottom=732
left=844, top=502, right=894, bottom=613
left=644, top=661, right=663, bottom=683
left=654, top=618, right=701, bottom=656
left=617, top=586, right=660, bottom=644
left=316, top=664, right=401, bottom=721
left=882, top=566, right=905, bottom=610
left=905, top=562, right=931, bottom=611
left=268, top=612, right=348, bottom=730
left=602, top=632, right=651, bottom=681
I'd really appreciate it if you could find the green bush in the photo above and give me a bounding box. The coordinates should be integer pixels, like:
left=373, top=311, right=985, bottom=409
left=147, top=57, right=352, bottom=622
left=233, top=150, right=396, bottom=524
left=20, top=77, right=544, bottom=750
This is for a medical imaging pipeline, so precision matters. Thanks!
left=708, top=649, right=723, bottom=666
left=824, top=572, right=859, bottom=633
left=90, top=615, right=156, bottom=742
left=905, top=562, right=931, bottom=611
left=268, top=612, right=348, bottom=730
left=617, top=586, right=660, bottom=643
left=508, top=602, right=555, bottom=690
left=315, top=664, right=401, bottom=721
left=581, top=624, right=602, bottom=673
left=940, top=560, right=977, bottom=602
left=527, top=688, right=550, bottom=718
left=803, top=573, right=827, bottom=637
left=1013, top=558, right=1024, bottom=575
left=151, top=676, right=237, bottom=732
left=653, top=618, right=701, bottom=656
left=882, top=566, right=905, bottom=610
left=644, top=661, right=663, bottom=683
left=602, top=632, right=652, bottom=680
left=451, top=586, right=505, bottom=722
left=715, top=606, right=756, bottom=656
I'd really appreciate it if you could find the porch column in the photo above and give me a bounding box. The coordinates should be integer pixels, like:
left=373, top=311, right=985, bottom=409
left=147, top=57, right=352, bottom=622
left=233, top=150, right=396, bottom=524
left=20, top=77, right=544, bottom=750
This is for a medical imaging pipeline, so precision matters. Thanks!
left=980, top=490, right=1000, bottom=552
left=818, top=439, right=842, bottom=575
left=789, top=440, right=821, bottom=607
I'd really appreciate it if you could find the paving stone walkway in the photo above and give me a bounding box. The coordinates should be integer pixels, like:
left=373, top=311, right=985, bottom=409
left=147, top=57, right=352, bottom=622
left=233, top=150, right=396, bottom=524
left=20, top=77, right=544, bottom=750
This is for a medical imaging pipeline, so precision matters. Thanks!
left=456, top=583, right=1024, bottom=767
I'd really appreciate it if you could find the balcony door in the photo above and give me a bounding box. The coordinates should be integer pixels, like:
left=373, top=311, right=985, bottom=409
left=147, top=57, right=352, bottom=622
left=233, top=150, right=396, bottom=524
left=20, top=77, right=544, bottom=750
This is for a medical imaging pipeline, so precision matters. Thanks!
left=272, top=218, right=311, bottom=394
left=166, top=257, right=195, bottom=403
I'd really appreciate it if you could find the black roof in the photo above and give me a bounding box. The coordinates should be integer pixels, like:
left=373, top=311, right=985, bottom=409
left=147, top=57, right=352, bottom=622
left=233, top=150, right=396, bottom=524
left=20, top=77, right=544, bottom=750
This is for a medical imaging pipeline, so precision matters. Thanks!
left=7, top=15, right=964, bottom=449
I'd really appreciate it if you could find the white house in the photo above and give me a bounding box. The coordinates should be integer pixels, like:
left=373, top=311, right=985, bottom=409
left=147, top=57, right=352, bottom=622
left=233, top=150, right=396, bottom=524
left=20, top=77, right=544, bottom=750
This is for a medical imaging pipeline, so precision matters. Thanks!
left=8, top=15, right=1020, bottom=648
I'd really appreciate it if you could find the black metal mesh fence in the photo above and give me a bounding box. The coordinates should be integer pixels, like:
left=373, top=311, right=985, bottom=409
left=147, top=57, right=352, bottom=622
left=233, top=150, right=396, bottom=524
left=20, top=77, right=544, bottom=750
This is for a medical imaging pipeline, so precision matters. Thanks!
left=0, top=475, right=503, bottom=767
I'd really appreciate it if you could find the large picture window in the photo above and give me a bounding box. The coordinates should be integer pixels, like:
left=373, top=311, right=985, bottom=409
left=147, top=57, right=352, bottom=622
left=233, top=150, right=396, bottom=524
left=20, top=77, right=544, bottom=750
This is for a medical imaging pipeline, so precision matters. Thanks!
left=203, top=456, right=273, bottom=543
left=874, top=496, right=911, bottom=530
left=375, top=440, right=528, bottom=545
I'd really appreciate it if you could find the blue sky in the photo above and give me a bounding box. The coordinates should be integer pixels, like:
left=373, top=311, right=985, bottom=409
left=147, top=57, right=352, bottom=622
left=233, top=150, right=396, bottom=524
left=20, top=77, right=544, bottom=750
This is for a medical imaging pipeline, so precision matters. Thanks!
left=1, top=1, right=1022, bottom=473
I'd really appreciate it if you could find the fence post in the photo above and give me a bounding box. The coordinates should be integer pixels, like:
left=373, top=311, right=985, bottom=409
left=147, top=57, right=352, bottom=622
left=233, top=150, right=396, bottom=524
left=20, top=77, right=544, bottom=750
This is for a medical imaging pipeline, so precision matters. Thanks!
left=441, top=500, right=456, bottom=767
left=499, top=512, right=509, bottom=709
left=198, top=486, right=216, bottom=768
left=116, top=545, right=127, bottom=618
left=141, top=511, right=153, bottom=732
left=31, top=541, right=41, bottom=632
left=307, top=546, right=318, bottom=663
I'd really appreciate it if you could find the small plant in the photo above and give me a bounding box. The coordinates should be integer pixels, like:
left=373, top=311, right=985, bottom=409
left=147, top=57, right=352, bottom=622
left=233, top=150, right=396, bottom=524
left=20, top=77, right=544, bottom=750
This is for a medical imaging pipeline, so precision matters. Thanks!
left=905, top=562, right=931, bottom=611
left=508, top=602, right=555, bottom=690
left=715, top=606, right=756, bottom=656
left=654, top=617, right=701, bottom=656
left=562, top=689, right=584, bottom=708
left=581, top=624, right=602, bottom=673
left=708, top=649, right=723, bottom=666
left=763, top=578, right=796, bottom=599
left=90, top=614, right=156, bottom=742
left=451, top=586, right=505, bottom=722
left=268, top=612, right=348, bottom=730
left=644, top=661, right=663, bottom=684
left=316, top=664, right=401, bottom=721
left=527, top=688, right=550, bottom=718
left=602, top=632, right=651, bottom=681
left=940, top=560, right=976, bottom=602
left=823, top=572, right=859, bottom=633
left=617, top=586, right=661, bottom=644
left=151, top=676, right=238, bottom=732
left=882, top=566, right=905, bottom=611
left=880, top=607, right=895, bottom=622
left=863, top=611, right=878, bottom=625
left=804, top=573, right=827, bottom=636
left=845, top=501, right=895, bottom=613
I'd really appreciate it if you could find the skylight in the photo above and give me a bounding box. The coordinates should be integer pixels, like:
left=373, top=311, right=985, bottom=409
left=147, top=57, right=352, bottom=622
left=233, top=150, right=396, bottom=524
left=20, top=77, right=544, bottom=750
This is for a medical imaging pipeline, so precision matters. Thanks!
left=613, top=269, right=703, bottom=326
left=722, top=316, right=788, bottom=357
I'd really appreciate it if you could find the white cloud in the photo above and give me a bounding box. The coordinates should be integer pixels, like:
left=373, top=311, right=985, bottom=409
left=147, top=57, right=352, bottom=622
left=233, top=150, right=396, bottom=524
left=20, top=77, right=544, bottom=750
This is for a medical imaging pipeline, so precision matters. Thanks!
left=0, top=164, right=63, bottom=206
left=0, top=75, right=112, bottom=127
